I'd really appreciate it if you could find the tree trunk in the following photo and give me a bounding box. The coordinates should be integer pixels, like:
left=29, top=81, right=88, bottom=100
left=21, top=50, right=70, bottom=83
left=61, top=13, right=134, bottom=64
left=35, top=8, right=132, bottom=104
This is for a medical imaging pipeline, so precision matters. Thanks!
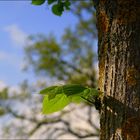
left=95, top=0, right=140, bottom=139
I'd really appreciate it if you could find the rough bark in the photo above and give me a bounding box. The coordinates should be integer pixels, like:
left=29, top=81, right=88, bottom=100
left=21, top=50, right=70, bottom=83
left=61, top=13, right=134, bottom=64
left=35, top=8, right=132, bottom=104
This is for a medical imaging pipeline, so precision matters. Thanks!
left=95, top=0, right=140, bottom=139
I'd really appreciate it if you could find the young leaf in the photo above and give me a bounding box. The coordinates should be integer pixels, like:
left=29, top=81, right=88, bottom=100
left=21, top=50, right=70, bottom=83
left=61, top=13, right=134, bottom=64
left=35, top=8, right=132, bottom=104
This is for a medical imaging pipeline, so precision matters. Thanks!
left=81, top=88, right=99, bottom=102
left=42, top=94, right=70, bottom=114
left=32, top=0, right=45, bottom=5
left=40, top=84, right=101, bottom=114
left=62, top=84, right=87, bottom=96
left=68, top=94, right=85, bottom=103
left=40, top=86, right=58, bottom=94
left=90, top=88, right=100, bottom=96
left=40, top=86, right=63, bottom=100
left=68, top=88, right=99, bottom=104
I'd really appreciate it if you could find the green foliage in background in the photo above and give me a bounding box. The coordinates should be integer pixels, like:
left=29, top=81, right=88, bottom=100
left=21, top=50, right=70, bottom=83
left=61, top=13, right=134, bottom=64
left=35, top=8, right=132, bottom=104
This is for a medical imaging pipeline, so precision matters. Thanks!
left=28, top=1, right=98, bottom=115
left=25, top=30, right=97, bottom=87
left=0, top=1, right=100, bottom=138
left=32, top=0, right=46, bottom=5
left=0, top=88, right=9, bottom=116
left=0, top=88, right=8, bottom=100
left=32, top=0, right=71, bottom=16
left=27, top=1, right=96, bottom=85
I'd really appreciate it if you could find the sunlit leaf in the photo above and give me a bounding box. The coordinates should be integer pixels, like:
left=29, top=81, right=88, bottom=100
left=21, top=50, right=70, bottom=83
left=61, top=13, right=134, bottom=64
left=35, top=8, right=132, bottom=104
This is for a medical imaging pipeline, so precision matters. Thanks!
left=42, top=94, right=70, bottom=114
left=90, top=88, right=99, bottom=96
left=63, top=84, right=87, bottom=96
left=40, top=86, right=63, bottom=100
left=40, top=84, right=100, bottom=114
left=40, top=86, right=58, bottom=94
left=68, top=94, right=84, bottom=103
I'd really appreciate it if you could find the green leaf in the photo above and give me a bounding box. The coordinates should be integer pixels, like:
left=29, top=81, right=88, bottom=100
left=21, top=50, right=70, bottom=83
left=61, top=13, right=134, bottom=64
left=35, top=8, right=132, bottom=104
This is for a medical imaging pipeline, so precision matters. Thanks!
left=32, top=0, right=45, bottom=5
left=68, top=94, right=84, bottom=103
left=40, top=86, right=58, bottom=94
left=89, top=88, right=99, bottom=96
left=52, top=3, right=64, bottom=16
left=40, top=84, right=100, bottom=114
left=62, top=84, right=87, bottom=96
left=67, top=88, right=99, bottom=104
left=48, top=92, right=56, bottom=100
left=81, top=88, right=99, bottom=102
left=42, top=94, right=70, bottom=114
left=40, top=86, right=63, bottom=100
left=48, top=0, right=57, bottom=5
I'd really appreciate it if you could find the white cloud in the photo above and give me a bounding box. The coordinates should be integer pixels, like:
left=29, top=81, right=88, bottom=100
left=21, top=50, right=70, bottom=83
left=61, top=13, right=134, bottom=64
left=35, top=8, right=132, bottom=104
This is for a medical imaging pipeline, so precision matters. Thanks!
left=0, top=51, right=20, bottom=66
left=4, top=24, right=28, bottom=47
left=0, top=51, right=16, bottom=62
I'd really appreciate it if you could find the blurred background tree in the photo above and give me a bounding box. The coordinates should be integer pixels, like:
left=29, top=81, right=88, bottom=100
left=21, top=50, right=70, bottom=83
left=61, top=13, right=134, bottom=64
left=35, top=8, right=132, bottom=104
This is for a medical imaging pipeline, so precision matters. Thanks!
left=0, top=1, right=99, bottom=139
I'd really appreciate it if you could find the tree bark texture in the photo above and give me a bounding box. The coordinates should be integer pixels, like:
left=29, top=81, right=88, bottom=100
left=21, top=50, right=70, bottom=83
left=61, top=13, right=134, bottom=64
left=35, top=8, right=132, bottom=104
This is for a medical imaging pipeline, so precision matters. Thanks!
left=96, top=0, right=140, bottom=139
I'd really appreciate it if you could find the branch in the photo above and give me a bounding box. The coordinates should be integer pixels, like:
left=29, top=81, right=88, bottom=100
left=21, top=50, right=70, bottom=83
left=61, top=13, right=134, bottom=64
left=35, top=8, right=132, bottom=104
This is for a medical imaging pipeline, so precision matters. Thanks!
left=6, top=107, right=36, bottom=123
left=4, top=104, right=99, bottom=138
left=29, top=118, right=62, bottom=136
left=60, top=59, right=97, bottom=88
left=60, top=59, right=83, bottom=74
left=60, top=119, right=99, bottom=138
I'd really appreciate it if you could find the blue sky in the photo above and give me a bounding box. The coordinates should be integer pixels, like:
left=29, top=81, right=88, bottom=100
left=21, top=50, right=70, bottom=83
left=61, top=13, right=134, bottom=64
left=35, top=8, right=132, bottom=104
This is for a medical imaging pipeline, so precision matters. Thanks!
left=0, top=1, right=78, bottom=86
